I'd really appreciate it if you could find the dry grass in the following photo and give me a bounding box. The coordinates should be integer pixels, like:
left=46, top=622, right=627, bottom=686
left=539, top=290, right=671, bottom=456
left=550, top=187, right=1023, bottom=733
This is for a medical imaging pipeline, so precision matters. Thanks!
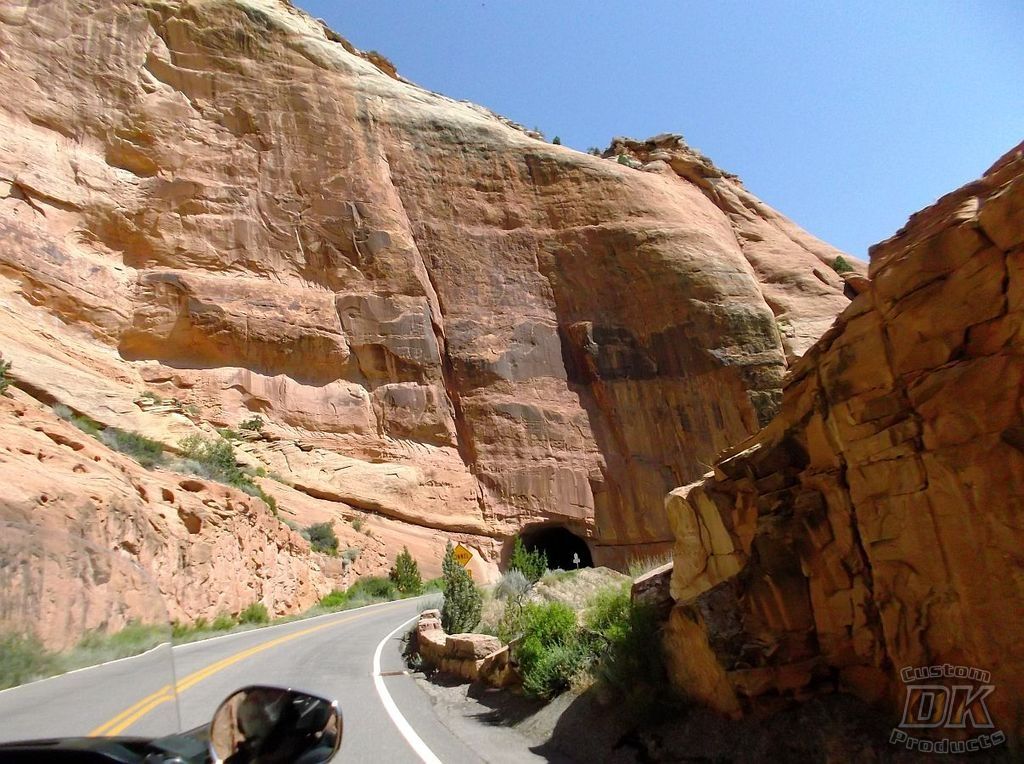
left=626, top=553, right=673, bottom=580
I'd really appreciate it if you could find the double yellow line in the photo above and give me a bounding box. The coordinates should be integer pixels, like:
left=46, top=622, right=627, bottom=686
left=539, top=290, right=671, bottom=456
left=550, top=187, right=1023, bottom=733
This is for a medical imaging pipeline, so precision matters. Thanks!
left=89, top=603, right=399, bottom=737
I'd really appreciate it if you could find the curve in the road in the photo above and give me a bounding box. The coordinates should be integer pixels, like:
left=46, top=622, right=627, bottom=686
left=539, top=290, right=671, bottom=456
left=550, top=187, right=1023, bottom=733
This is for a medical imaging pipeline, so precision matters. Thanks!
left=90, top=610, right=367, bottom=736
left=0, top=596, right=479, bottom=763
left=89, top=598, right=439, bottom=759
left=373, top=615, right=442, bottom=764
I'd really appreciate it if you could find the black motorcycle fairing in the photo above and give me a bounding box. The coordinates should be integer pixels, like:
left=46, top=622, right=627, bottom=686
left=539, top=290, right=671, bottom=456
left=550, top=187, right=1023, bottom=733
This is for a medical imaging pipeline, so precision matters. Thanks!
left=0, top=731, right=210, bottom=763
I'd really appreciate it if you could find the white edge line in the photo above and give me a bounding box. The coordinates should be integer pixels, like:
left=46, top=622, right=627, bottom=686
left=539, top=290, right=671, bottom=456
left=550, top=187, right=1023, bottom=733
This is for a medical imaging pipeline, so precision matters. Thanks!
left=373, top=615, right=444, bottom=764
left=0, top=596, right=427, bottom=699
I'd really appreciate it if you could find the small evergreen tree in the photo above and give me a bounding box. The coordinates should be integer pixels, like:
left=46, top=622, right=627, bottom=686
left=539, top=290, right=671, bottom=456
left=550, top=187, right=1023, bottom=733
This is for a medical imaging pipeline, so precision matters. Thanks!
left=303, top=522, right=339, bottom=555
left=508, top=536, right=548, bottom=583
left=389, top=546, right=423, bottom=595
left=441, top=542, right=482, bottom=633
left=441, top=540, right=460, bottom=588
left=552, top=136, right=562, bottom=145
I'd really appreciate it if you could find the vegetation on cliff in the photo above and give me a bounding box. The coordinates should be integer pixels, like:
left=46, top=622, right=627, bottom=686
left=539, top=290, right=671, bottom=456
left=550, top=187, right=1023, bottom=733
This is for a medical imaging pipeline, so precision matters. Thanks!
left=302, top=522, right=340, bottom=555
left=0, top=357, right=11, bottom=397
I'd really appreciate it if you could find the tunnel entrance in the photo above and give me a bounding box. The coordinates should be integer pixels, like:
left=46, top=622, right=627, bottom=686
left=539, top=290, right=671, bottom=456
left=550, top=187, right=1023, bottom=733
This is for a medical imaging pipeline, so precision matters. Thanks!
left=520, top=526, right=593, bottom=570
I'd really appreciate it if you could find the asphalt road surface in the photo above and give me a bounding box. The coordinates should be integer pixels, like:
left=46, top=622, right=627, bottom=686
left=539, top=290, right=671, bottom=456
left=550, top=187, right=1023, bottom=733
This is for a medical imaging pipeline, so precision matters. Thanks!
left=0, top=596, right=485, bottom=762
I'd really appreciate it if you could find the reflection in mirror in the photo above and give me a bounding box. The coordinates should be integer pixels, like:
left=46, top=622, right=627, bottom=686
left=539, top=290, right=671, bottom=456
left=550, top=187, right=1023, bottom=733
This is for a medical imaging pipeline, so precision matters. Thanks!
left=210, top=685, right=341, bottom=764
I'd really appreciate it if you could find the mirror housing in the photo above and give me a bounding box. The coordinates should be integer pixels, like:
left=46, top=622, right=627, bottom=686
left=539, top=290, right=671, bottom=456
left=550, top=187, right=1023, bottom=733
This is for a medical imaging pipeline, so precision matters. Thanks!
left=209, top=685, right=341, bottom=763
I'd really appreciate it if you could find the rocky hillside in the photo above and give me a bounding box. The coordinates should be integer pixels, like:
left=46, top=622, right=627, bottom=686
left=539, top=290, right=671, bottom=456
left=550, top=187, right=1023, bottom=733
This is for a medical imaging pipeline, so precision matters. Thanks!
left=662, top=141, right=1024, bottom=729
left=0, top=0, right=853, bottom=620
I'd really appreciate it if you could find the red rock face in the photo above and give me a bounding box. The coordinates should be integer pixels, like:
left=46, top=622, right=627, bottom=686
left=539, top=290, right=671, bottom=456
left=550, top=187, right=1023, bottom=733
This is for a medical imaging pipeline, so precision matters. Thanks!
left=0, top=395, right=338, bottom=633
left=663, top=143, right=1024, bottom=732
left=0, top=0, right=851, bottom=619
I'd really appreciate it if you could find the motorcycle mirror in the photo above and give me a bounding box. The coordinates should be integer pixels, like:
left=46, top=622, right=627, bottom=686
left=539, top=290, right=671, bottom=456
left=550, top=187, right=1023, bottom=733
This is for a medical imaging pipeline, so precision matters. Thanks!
left=209, top=685, right=342, bottom=763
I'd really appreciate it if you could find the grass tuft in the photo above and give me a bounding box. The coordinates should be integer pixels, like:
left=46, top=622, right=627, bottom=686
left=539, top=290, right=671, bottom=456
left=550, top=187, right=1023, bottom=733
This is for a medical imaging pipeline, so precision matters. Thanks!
left=0, top=633, right=60, bottom=690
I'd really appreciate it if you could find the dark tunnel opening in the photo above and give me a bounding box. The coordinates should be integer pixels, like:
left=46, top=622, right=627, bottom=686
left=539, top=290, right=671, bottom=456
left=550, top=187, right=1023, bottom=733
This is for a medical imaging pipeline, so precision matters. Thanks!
left=520, top=526, right=593, bottom=571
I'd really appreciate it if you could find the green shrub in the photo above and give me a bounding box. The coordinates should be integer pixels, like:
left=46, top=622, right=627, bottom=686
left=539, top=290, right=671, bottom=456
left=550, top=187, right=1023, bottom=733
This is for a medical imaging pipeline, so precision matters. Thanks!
left=0, top=357, right=11, bottom=396
left=522, top=640, right=591, bottom=698
left=211, top=612, right=236, bottom=631
left=180, top=435, right=238, bottom=476
left=99, top=428, right=163, bottom=468
left=423, top=577, right=444, bottom=593
left=0, top=633, right=59, bottom=690
left=832, top=255, right=855, bottom=274
left=316, top=576, right=401, bottom=612
left=171, top=616, right=210, bottom=638
left=341, top=547, right=360, bottom=563
left=516, top=602, right=589, bottom=698
left=74, top=621, right=167, bottom=666
left=552, top=136, right=561, bottom=145
left=389, top=547, right=423, bottom=595
left=585, top=584, right=669, bottom=716
left=522, top=600, right=577, bottom=646
left=505, top=585, right=670, bottom=704
left=586, top=584, right=631, bottom=636
left=351, top=518, right=364, bottom=533
left=347, top=576, right=397, bottom=602
left=586, top=147, right=602, bottom=156
left=617, top=154, right=631, bottom=165
left=238, top=602, right=269, bottom=625
left=319, top=590, right=348, bottom=608
left=303, top=522, right=339, bottom=555
left=508, top=536, right=547, bottom=583
left=441, top=542, right=482, bottom=633
left=239, top=415, right=265, bottom=432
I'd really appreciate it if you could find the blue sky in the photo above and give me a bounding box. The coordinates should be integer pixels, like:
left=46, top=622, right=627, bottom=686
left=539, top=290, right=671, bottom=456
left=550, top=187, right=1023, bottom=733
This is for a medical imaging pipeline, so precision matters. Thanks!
left=296, top=1, right=1023, bottom=258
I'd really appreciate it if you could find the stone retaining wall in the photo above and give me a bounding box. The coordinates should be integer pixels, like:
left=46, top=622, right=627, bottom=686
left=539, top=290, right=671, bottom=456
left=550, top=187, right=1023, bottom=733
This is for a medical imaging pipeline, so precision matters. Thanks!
left=415, top=609, right=517, bottom=687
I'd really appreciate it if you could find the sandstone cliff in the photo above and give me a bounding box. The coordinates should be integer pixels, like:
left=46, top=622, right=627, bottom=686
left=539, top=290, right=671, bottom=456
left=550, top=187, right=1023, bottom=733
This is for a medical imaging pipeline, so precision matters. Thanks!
left=0, top=390, right=336, bottom=629
left=662, top=141, right=1024, bottom=731
left=0, top=0, right=852, bottom=620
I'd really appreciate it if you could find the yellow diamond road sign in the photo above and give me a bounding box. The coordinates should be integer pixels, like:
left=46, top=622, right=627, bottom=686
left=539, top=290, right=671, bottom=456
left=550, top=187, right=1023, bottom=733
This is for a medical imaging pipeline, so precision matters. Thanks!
left=452, top=543, right=473, bottom=567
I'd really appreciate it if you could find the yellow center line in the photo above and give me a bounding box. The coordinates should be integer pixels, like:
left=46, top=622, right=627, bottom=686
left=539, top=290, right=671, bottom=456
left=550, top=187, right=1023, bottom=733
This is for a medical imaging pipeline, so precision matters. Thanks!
left=89, top=601, right=404, bottom=737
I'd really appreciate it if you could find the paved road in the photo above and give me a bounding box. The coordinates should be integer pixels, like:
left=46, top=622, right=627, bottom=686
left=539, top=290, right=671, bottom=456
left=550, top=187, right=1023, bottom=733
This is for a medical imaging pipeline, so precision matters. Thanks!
left=0, top=597, right=485, bottom=762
